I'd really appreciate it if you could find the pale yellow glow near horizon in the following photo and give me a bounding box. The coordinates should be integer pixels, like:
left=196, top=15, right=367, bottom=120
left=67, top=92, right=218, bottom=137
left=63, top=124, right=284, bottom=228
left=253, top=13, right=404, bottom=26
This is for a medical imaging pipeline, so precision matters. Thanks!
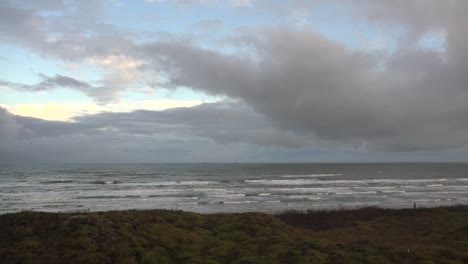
left=2, top=100, right=203, bottom=121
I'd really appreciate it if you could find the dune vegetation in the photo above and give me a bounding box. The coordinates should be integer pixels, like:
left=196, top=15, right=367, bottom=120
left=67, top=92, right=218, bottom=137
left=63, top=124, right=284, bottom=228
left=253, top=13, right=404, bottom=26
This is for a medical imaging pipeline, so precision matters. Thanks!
left=1, top=206, right=468, bottom=263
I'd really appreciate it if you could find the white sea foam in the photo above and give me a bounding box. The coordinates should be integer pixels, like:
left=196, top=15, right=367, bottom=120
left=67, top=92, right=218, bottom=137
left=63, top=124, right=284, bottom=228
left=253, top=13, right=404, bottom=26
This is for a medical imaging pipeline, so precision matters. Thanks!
left=445, top=186, right=468, bottom=190
left=125, top=181, right=220, bottom=186
left=425, top=184, right=444, bottom=187
left=267, top=187, right=350, bottom=194
left=352, top=186, right=397, bottom=190
left=244, top=179, right=323, bottom=185
left=192, top=188, right=227, bottom=192
left=282, top=195, right=321, bottom=200
left=336, top=191, right=377, bottom=195
left=310, top=178, right=449, bottom=186
left=382, top=190, right=406, bottom=193
left=281, top=174, right=343, bottom=178
left=243, top=179, right=268, bottom=183
left=209, top=194, right=246, bottom=198
left=224, top=201, right=258, bottom=204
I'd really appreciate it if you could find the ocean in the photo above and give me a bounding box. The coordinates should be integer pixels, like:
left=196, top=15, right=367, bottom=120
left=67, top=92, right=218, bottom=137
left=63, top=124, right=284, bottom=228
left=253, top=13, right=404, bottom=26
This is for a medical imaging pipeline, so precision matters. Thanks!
left=1, top=163, right=467, bottom=214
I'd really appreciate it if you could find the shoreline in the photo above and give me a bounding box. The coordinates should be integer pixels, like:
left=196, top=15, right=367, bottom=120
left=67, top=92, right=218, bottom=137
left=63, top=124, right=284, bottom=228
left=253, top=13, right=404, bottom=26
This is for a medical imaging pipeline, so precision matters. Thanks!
left=3, top=201, right=465, bottom=215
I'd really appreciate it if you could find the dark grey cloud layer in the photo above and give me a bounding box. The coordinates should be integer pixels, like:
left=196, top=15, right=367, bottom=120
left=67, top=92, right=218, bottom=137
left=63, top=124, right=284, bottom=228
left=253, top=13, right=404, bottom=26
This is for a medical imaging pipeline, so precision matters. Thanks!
left=0, top=103, right=326, bottom=163
left=0, top=74, right=118, bottom=103
left=2, top=104, right=466, bottom=163
left=1, top=74, right=90, bottom=91
left=144, top=27, right=468, bottom=151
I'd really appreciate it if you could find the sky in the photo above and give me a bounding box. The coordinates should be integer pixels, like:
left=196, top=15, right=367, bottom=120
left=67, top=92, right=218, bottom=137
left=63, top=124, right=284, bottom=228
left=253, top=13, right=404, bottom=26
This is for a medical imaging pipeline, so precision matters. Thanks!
left=1, top=0, right=468, bottom=163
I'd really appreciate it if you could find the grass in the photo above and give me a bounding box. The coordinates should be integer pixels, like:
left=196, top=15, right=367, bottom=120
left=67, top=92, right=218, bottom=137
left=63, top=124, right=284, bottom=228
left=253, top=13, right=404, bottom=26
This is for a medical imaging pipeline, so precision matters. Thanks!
left=1, top=206, right=468, bottom=263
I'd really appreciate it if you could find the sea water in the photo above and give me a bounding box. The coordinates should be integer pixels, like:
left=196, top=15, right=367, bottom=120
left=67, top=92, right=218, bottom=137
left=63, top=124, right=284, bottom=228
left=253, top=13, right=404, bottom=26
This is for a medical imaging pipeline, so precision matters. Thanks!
left=1, top=163, right=467, bottom=214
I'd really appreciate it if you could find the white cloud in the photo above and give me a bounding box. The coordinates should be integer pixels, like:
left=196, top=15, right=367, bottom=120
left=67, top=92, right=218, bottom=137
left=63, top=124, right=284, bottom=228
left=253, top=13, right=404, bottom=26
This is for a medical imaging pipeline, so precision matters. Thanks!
left=230, top=0, right=251, bottom=7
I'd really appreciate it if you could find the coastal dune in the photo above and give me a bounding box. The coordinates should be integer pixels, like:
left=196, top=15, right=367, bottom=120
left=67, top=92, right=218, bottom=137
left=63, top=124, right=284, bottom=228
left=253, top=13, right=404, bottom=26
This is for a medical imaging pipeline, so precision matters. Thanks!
left=1, top=206, right=468, bottom=263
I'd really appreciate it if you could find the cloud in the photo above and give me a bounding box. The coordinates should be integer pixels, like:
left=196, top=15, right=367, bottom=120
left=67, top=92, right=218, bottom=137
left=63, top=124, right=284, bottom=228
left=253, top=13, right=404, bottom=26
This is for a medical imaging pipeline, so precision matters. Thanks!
left=230, top=0, right=251, bottom=7
left=0, top=0, right=133, bottom=60
left=142, top=27, right=468, bottom=151
left=145, top=0, right=248, bottom=7
left=0, top=74, right=91, bottom=92
left=1, top=103, right=103, bottom=121
left=192, top=19, right=224, bottom=32
left=0, top=0, right=139, bottom=102
left=2, top=0, right=468, bottom=159
left=0, top=102, right=325, bottom=163
left=0, top=74, right=120, bottom=103
left=38, top=74, right=93, bottom=90
left=0, top=107, right=20, bottom=139
left=2, top=103, right=467, bottom=163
